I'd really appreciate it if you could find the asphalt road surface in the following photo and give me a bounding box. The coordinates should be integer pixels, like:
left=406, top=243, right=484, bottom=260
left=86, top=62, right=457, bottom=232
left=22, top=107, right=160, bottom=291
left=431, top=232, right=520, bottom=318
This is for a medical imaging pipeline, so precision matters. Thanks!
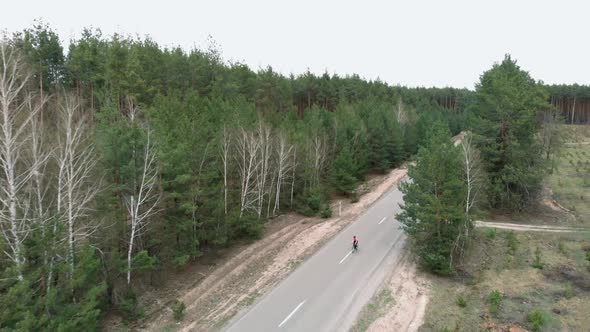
left=225, top=181, right=407, bottom=332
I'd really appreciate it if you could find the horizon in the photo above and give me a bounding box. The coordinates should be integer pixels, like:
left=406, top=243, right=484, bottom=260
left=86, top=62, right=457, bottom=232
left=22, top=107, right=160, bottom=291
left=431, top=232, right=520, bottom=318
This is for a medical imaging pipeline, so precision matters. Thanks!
left=2, top=0, right=589, bottom=89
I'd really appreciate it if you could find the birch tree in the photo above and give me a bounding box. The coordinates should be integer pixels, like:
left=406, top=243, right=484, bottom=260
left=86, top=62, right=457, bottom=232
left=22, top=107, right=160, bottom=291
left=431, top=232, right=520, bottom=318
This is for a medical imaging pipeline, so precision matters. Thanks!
left=273, top=133, right=293, bottom=216
left=308, top=135, right=327, bottom=187
left=451, top=133, right=482, bottom=265
left=255, top=122, right=272, bottom=218
left=29, top=109, right=53, bottom=290
left=220, top=126, right=230, bottom=215
left=394, top=98, right=407, bottom=124
left=0, top=42, right=46, bottom=280
left=290, top=147, right=297, bottom=208
left=55, top=94, right=99, bottom=279
left=124, top=129, right=160, bottom=286
left=236, top=128, right=261, bottom=217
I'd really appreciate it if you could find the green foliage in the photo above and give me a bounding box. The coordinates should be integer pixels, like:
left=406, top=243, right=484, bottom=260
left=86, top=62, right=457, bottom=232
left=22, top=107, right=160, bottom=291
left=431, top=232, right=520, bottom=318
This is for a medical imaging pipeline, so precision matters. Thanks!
left=470, top=55, right=549, bottom=209
left=230, top=213, right=264, bottom=240
left=487, top=290, right=502, bottom=315
left=564, top=284, right=574, bottom=299
left=119, top=290, right=144, bottom=321
left=397, top=122, right=467, bottom=275
left=558, top=241, right=567, bottom=255
left=507, top=231, right=518, bottom=255
left=1, top=23, right=477, bottom=330
left=486, top=228, right=497, bottom=240
left=320, top=205, right=333, bottom=218
left=13, top=21, right=65, bottom=91
left=172, top=254, right=191, bottom=269
left=0, top=246, right=107, bottom=331
left=456, top=295, right=467, bottom=308
left=350, top=191, right=360, bottom=203
left=528, top=309, right=548, bottom=331
left=132, top=250, right=159, bottom=273
left=330, top=146, right=358, bottom=195
left=532, top=247, right=545, bottom=269
left=172, top=300, right=186, bottom=321
left=295, top=186, right=323, bottom=216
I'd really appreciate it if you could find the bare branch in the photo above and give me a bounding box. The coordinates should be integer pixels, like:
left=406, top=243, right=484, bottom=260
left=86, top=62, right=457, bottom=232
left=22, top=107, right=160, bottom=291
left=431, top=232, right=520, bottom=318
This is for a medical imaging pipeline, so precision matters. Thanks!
left=0, top=40, right=47, bottom=280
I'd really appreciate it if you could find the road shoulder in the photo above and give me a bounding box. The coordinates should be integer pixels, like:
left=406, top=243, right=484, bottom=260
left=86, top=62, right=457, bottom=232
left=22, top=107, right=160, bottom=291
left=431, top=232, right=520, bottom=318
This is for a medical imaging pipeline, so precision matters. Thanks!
left=142, top=167, right=408, bottom=331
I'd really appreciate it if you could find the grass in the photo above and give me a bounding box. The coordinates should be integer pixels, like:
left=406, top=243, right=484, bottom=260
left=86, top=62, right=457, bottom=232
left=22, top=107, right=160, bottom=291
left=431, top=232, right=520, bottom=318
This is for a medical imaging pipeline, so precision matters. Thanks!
left=546, top=125, right=590, bottom=224
left=532, top=247, right=545, bottom=269
left=486, top=228, right=497, bottom=240
left=420, top=229, right=590, bottom=332
left=239, top=291, right=260, bottom=308
left=456, top=295, right=467, bottom=308
left=171, top=300, right=186, bottom=321
left=420, top=126, right=590, bottom=332
left=528, top=309, right=549, bottom=332
left=350, top=289, right=395, bottom=332
left=161, top=325, right=178, bottom=332
left=507, top=231, right=518, bottom=255
left=487, top=290, right=502, bottom=315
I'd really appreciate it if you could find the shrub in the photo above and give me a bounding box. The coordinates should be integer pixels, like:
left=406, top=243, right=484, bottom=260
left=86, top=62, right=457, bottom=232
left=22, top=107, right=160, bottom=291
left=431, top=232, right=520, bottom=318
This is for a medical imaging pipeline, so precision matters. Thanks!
left=558, top=241, right=567, bottom=255
left=532, top=247, right=544, bottom=269
left=320, top=205, right=332, bottom=218
left=131, top=250, right=159, bottom=273
left=350, top=190, right=359, bottom=203
left=172, top=300, right=186, bottom=321
left=456, top=295, right=467, bottom=308
left=172, top=254, right=191, bottom=269
left=564, top=284, right=574, bottom=299
left=507, top=231, right=518, bottom=255
left=421, top=251, right=453, bottom=276
left=119, top=290, right=144, bottom=321
left=488, top=290, right=502, bottom=315
left=230, top=213, right=264, bottom=239
left=528, top=309, right=548, bottom=332
left=295, top=186, right=322, bottom=216
left=486, top=228, right=497, bottom=240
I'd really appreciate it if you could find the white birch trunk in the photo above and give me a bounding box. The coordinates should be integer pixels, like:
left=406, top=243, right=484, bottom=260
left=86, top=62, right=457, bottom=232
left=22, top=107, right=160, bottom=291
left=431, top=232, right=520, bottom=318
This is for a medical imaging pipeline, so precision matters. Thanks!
left=0, top=42, right=46, bottom=280
left=123, top=105, right=161, bottom=286
left=55, top=95, right=100, bottom=280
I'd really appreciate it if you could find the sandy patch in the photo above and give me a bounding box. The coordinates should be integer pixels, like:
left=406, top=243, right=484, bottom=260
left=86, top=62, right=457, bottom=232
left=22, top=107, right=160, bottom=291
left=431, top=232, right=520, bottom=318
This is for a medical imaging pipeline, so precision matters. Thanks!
left=365, top=252, right=430, bottom=332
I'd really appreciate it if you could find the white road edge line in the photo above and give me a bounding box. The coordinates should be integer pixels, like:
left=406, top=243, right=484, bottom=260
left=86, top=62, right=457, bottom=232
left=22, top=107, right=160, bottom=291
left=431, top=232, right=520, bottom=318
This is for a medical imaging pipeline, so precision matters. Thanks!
left=378, top=217, right=386, bottom=225
left=278, top=300, right=306, bottom=328
left=339, top=250, right=353, bottom=264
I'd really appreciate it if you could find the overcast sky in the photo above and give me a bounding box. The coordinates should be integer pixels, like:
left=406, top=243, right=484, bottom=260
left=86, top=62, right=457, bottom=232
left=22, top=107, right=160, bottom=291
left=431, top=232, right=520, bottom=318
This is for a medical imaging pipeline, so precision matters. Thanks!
left=2, top=0, right=588, bottom=89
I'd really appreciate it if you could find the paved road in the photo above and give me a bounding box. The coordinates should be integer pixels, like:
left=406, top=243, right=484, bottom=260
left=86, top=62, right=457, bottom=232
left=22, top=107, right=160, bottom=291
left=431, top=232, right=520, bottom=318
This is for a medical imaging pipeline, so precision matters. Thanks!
left=224, top=181, right=407, bottom=332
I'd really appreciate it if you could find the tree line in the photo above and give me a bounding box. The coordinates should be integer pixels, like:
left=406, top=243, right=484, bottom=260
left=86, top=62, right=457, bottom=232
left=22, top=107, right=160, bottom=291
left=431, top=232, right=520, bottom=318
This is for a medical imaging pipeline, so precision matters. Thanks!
left=398, top=55, right=557, bottom=275
left=0, top=23, right=468, bottom=329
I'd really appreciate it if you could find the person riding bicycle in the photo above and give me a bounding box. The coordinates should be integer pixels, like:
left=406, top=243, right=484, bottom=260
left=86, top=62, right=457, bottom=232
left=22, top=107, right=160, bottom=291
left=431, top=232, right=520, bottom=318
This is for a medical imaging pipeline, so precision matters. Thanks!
left=352, top=236, right=359, bottom=251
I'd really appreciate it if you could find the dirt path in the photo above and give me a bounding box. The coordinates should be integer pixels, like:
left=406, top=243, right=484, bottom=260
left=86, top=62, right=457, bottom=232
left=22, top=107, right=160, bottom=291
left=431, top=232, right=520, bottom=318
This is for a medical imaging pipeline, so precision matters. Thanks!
left=475, top=221, right=589, bottom=233
left=142, top=167, right=408, bottom=331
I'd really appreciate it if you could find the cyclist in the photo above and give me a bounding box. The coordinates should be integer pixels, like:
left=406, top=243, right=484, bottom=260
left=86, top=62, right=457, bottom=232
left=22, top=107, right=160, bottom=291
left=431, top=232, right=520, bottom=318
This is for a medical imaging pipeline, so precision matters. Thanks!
left=352, top=236, right=359, bottom=252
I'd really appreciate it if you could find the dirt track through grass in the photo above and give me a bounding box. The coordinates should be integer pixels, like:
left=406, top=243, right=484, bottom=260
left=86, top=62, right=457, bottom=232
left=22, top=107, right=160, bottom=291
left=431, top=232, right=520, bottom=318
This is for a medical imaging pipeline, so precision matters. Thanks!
left=476, top=221, right=590, bottom=233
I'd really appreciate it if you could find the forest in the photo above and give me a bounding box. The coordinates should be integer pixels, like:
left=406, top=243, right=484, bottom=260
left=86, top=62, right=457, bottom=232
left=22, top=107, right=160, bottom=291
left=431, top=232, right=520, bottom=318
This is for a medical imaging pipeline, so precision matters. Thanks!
left=0, top=22, right=584, bottom=330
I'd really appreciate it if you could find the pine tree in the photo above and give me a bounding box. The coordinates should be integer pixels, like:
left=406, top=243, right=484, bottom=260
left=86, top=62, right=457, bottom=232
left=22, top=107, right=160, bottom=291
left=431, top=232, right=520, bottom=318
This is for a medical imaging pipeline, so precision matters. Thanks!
left=470, top=55, right=549, bottom=209
left=330, top=146, right=358, bottom=194
left=397, top=122, right=465, bottom=275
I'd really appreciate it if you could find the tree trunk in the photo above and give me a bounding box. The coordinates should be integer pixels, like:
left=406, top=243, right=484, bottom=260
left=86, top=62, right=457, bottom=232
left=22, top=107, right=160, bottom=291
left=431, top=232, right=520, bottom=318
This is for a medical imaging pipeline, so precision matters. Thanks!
left=127, top=197, right=136, bottom=286
left=571, top=96, right=576, bottom=124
